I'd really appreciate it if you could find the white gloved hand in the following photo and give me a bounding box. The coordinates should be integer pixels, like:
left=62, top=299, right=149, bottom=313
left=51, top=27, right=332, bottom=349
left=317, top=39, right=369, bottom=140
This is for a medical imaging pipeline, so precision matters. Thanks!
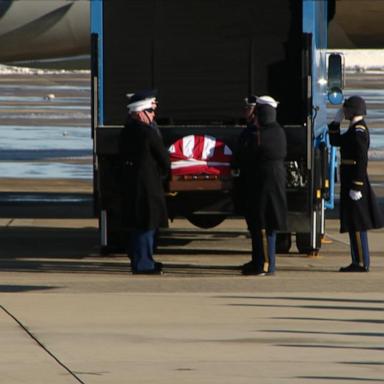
left=333, top=108, right=344, bottom=123
left=349, top=189, right=362, bottom=201
left=231, top=169, right=240, bottom=177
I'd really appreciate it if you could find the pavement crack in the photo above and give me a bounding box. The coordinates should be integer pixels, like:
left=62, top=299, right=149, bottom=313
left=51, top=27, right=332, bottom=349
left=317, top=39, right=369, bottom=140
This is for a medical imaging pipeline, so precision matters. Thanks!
left=0, top=304, right=86, bottom=384
left=5, top=218, right=14, bottom=227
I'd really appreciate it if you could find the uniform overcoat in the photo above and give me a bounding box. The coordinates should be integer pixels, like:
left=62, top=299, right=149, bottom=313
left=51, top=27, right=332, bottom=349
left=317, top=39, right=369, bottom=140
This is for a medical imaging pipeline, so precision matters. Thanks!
left=234, top=122, right=287, bottom=231
left=329, top=119, right=383, bottom=232
left=119, top=119, right=170, bottom=229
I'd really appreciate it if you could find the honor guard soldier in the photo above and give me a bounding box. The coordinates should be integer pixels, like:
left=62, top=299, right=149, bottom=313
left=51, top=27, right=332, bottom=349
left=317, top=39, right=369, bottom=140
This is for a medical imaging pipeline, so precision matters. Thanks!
left=119, top=90, right=170, bottom=274
left=329, top=95, right=383, bottom=272
left=233, top=95, right=287, bottom=276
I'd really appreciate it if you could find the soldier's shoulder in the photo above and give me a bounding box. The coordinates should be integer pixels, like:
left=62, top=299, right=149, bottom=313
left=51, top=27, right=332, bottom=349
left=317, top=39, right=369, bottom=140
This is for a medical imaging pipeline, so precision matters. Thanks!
left=354, top=124, right=368, bottom=135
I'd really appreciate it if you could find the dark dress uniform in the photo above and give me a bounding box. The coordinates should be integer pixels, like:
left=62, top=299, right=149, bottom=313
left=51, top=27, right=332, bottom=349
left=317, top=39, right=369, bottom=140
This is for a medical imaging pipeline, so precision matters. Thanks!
left=329, top=111, right=383, bottom=271
left=235, top=102, right=287, bottom=275
left=119, top=118, right=170, bottom=273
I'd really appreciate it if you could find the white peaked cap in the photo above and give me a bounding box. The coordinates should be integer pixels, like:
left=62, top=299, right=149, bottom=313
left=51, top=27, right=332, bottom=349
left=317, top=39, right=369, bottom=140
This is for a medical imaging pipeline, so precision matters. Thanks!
left=127, top=98, right=155, bottom=112
left=126, top=89, right=157, bottom=112
left=256, top=95, right=279, bottom=109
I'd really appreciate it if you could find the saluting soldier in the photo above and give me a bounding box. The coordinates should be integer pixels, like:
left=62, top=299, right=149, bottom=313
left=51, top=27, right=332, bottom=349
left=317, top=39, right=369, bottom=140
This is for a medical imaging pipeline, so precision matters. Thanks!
left=329, top=95, right=383, bottom=272
left=234, top=95, right=287, bottom=276
left=119, top=90, right=170, bottom=274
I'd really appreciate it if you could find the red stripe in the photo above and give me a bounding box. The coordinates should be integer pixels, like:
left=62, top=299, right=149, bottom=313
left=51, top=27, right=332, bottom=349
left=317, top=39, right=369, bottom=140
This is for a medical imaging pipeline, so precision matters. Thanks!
left=169, top=135, right=232, bottom=176
left=192, top=135, right=204, bottom=160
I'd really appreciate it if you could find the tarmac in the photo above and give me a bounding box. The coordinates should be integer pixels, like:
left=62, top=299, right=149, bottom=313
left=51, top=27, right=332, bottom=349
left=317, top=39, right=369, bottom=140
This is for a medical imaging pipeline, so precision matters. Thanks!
left=1, top=69, right=383, bottom=383
left=0, top=217, right=383, bottom=384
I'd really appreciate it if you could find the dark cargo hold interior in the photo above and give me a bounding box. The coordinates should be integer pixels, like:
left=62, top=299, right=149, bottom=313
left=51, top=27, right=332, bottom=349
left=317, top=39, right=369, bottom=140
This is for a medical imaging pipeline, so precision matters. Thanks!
left=102, top=0, right=303, bottom=126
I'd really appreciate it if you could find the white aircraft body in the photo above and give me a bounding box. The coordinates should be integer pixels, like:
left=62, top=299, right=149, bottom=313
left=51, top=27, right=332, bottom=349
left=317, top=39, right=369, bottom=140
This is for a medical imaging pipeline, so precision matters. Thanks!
left=0, top=0, right=383, bottom=68
left=0, top=0, right=89, bottom=65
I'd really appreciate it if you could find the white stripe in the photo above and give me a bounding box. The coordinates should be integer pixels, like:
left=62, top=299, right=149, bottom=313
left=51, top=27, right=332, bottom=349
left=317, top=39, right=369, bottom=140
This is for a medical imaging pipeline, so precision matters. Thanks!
left=171, top=160, right=207, bottom=169
left=182, top=135, right=195, bottom=158
left=171, top=160, right=230, bottom=169
left=224, top=146, right=232, bottom=155
left=312, top=211, right=317, bottom=248
left=169, top=144, right=175, bottom=153
left=202, top=135, right=216, bottom=160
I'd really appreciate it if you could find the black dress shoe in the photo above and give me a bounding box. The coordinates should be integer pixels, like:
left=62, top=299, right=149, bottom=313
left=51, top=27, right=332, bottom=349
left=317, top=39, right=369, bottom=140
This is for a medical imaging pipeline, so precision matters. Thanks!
left=241, top=261, right=273, bottom=276
left=132, top=269, right=162, bottom=275
left=241, top=261, right=257, bottom=275
left=242, top=270, right=275, bottom=276
left=154, top=261, right=163, bottom=269
left=241, top=261, right=255, bottom=269
left=339, top=264, right=368, bottom=272
left=132, top=263, right=163, bottom=275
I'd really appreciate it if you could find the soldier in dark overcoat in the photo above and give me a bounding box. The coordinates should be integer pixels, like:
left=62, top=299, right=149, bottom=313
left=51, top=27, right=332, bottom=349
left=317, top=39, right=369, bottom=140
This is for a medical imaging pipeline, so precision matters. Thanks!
left=234, top=95, right=287, bottom=275
left=328, top=95, right=383, bottom=272
left=119, top=90, right=170, bottom=274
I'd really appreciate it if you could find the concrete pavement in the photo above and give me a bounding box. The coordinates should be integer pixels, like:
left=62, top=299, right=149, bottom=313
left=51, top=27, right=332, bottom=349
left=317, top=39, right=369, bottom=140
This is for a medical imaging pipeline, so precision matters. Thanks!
left=0, top=218, right=383, bottom=383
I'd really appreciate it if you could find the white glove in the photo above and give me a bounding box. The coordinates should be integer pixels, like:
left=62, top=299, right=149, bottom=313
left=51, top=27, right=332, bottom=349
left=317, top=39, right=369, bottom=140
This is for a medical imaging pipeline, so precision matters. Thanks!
left=231, top=169, right=240, bottom=177
left=333, top=108, right=344, bottom=123
left=349, top=189, right=362, bottom=201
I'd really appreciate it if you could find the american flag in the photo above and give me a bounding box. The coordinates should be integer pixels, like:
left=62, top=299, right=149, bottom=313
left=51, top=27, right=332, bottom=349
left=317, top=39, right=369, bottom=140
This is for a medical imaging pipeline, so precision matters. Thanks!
left=169, top=135, right=233, bottom=176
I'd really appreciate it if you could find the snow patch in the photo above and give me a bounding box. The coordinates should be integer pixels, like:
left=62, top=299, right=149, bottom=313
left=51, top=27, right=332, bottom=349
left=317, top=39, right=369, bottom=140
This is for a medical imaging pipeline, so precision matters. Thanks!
left=0, top=64, right=90, bottom=75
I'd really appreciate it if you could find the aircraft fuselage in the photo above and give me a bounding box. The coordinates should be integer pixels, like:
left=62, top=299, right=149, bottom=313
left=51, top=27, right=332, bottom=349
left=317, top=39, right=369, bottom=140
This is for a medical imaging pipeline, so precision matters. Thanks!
left=0, top=0, right=89, bottom=63
left=0, top=0, right=383, bottom=67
